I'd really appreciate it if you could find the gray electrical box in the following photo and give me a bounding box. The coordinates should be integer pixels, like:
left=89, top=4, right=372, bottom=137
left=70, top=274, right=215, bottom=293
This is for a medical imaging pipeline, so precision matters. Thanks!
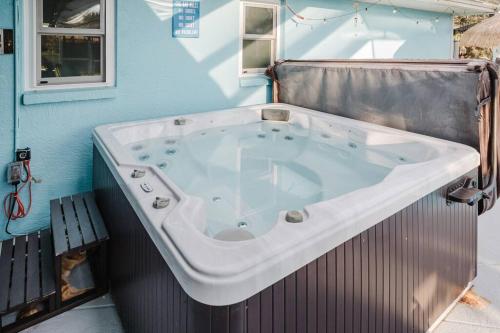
left=0, top=29, right=14, bottom=54
left=7, top=162, right=22, bottom=184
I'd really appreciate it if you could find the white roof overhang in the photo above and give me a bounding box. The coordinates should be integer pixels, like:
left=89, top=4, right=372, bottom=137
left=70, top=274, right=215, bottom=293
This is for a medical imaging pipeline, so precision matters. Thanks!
left=362, top=0, right=499, bottom=14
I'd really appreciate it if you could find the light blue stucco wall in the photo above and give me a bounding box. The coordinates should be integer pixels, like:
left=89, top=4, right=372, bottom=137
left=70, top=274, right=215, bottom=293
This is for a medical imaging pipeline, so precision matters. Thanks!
left=0, top=0, right=16, bottom=239
left=283, top=0, right=453, bottom=59
left=0, top=0, right=452, bottom=239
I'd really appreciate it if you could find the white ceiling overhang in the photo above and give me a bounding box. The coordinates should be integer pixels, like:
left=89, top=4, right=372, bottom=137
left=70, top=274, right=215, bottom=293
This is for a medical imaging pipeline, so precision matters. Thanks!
left=362, top=0, right=499, bottom=14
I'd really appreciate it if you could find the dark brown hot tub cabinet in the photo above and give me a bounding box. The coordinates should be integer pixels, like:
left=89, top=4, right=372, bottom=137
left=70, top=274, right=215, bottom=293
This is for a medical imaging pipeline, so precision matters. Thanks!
left=93, top=147, right=478, bottom=333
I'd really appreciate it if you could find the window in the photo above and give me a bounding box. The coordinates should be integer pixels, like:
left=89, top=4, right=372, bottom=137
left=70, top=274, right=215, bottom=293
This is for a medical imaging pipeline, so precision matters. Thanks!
left=240, top=2, right=278, bottom=75
left=26, top=0, right=115, bottom=89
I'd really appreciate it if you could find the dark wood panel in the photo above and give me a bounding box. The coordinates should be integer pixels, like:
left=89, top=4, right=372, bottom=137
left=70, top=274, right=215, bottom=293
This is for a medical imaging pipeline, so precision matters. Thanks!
left=326, top=249, right=336, bottom=333
left=61, top=197, right=83, bottom=250
left=273, top=280, right=285, bottom=333
left=344, top=239, right=354, bottom=333
left=50, top=199, right=68, bottom=256
left=317, top=255, right=327, bottom=333
left=306, top=261, right=317, bottom=333
left=382, top=219, right=390, bottom=333
left=296, top=266, right=307, bottom=333
left=368, top=228, right=377, bottom=333
left=361, top=231, right=369, bottom=333
left=0, top=239, right=14, bottom=313
left=375, top=223, right=384, bottom=333
left=26, top=233, right=41, bottom=303
left=229, top=302, right=245, bottom=333
left=284, top=273, right=296, bottom=333
left=40, top=229, right=55, bottom=298
left=9, top=236, right=27, bottom=309
left=336, top=243, right=345, bottom=333
left=247, top=294, right=261, bottom=333
left=73, top=194, right=97, bottom=245
left=261, top=287, right=273, bottom=333
left=83, top=192, right=109, bottom=241
left=93, top=147, right=479, bottom=333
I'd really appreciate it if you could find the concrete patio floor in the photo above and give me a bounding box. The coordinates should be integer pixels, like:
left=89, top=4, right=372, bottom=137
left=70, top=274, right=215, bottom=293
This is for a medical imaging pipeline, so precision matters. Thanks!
left=18, top=202, right=500, bottom=333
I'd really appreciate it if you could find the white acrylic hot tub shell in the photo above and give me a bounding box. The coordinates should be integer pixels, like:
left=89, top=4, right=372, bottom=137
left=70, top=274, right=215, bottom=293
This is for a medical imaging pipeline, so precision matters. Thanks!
left=93, top=103, right=480, bottom=306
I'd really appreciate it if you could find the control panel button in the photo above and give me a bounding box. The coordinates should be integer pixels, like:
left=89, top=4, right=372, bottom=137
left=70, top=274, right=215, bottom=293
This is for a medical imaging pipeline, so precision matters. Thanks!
left=153, top=197, right=170, bottom=209
left=131, top=169, right=146, bottom=178
left=140, top=183, right=153, bottom=193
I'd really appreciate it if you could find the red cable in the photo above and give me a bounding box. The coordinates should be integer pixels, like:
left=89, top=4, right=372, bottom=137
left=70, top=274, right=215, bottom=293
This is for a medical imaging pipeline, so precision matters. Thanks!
left=3, top=160, right=33, bottom=221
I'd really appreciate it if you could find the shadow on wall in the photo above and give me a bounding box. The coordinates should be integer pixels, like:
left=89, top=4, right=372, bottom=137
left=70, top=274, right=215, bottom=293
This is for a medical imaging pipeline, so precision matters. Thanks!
left=283, top=0, right=451, bottom=59
left=2, top=0, right=270, bottom=239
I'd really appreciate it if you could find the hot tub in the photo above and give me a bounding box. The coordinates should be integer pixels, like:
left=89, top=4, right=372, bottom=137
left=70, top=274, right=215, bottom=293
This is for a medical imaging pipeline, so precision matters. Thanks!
left=93, top=103, right=480, bottom=332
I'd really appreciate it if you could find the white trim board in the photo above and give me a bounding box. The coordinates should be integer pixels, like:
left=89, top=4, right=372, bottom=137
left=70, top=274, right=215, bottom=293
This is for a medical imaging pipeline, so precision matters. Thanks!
left=362, top=0, right=498, bottom=14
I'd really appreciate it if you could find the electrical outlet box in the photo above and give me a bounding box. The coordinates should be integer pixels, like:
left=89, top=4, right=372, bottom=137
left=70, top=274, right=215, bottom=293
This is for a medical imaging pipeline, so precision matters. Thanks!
left=16, top=147, right=31, bottom=161
left=0, top=29, right=14, bottom=54
left=7, top=162, right=22, bottom=185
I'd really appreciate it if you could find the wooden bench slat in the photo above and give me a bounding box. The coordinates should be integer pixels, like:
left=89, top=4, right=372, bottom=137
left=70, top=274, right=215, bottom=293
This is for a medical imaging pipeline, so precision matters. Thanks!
left=9, top=236, right=26, bottom=309
left=73, top=194, right=97, bottom=245
left=25, top=233, right=41, bottom=303
left=40, top=229, right=56, bottom=297
left=83, top=192, right=109, bottom=242
left=51, top=199, right=68, bottom=256
left=61, top=197, right=83, bottom=250
left=0, top=239, right=14, bottom=313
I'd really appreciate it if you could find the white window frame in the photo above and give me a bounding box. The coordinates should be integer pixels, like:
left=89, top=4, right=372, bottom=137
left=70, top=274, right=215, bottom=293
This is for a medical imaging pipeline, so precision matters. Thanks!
left=239, top=2, right=279, bottom=76
left=24, top=0, right=115, bottom=91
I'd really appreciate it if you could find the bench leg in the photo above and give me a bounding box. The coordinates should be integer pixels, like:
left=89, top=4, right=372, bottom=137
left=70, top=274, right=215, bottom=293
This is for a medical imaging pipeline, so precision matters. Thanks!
left=54, top=256, right=62, bottom=309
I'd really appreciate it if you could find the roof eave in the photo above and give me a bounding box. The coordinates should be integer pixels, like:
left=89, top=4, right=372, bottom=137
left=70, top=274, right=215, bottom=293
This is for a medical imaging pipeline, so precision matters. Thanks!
left=362, top=0, right=499, bottom=14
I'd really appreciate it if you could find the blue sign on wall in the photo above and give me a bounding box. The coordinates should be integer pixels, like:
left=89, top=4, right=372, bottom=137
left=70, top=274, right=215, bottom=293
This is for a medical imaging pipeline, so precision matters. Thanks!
left=172, top=1, right=200, bottom=38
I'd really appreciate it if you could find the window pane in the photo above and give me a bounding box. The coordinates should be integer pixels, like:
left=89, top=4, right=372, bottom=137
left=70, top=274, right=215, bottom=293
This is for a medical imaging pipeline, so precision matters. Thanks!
left=242, top=39, right=271, bottom=70
left=245, top=6, right=274, bottom=35
left=42, top=0, right=101, bottom=29
left=41, top=35, right=101, bottom=78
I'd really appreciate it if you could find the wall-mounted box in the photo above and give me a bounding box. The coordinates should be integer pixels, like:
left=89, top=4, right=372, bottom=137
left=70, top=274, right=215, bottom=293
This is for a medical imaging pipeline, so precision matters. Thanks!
left=0, top=29, right=14, bottom=54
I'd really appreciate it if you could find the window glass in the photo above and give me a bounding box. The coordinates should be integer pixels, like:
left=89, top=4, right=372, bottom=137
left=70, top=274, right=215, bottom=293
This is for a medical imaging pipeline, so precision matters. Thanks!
left=41, top=35, right=101, bottom=78
left=244, top=6, right=274, bottom=35
left=42, top=0, right=101, bottom=29
left=242, top=39, right=272, bottom=70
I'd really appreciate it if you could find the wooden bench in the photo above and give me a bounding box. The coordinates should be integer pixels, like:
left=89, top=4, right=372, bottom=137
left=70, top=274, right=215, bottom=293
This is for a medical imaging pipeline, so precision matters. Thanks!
left=50, top=192, right=109, bottom=308
left=0, top=230, right=56, bottom=333
left=0, top=191, right=110, bottom=332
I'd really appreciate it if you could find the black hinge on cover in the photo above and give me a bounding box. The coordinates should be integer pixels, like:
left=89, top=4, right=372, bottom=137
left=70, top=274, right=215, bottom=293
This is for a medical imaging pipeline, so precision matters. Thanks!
left=447, top=177, right=490, bottom=206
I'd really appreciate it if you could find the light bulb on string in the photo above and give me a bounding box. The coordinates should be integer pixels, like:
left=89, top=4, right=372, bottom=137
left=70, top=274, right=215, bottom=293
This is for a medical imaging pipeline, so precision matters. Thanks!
left=393, top=8, right=398, bottom=14
left=435, top=17, right=440, bottom=23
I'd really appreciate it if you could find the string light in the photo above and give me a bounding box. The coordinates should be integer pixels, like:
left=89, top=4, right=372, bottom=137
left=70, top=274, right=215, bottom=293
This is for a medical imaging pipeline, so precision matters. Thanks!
left=286, top=0, right=451, bottom=29
left=353, top=1, right=359, bottom=28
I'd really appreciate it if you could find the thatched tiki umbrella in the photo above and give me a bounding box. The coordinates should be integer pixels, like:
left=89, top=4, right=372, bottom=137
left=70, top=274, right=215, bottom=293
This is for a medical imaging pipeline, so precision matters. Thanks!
left=461, top=14, right=500, bottom=59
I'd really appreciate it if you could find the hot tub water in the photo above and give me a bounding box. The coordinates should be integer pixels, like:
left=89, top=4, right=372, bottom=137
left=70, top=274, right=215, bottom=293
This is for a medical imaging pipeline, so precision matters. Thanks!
left=127, top=121, right=402, bottom=239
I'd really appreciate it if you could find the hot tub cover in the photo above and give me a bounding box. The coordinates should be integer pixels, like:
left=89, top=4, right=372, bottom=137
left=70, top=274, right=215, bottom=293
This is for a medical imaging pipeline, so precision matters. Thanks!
left=267, top=59, right=499, bottom=213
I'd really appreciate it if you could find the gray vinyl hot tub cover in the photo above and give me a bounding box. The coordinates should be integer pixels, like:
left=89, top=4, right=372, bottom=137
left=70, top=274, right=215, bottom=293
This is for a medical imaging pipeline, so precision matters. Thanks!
left=267, top=59, right=499, bottom=213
